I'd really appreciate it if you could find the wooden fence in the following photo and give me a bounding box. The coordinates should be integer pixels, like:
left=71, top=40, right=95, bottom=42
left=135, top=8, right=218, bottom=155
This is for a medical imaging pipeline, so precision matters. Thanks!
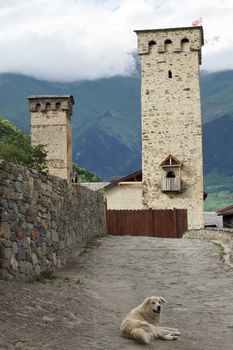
left=106, top=209, right=187, bottom=238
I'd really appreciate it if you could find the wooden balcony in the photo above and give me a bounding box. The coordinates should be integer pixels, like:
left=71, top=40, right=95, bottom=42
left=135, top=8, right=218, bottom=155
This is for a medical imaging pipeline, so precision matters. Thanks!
left=162, top=178, right=181, bottom=192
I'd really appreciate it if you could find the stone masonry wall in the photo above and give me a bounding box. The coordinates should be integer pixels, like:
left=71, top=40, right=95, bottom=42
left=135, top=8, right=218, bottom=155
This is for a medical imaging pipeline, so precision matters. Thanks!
left=0, top=160, right=106, bottom=280
left=184, top=228, right=233, bottom=265
left=136, top=27, right=204, bottom=229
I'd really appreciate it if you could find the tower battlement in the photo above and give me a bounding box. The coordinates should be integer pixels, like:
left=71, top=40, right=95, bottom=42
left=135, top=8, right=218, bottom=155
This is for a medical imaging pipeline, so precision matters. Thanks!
left=135, top=26, right=203, bottom=63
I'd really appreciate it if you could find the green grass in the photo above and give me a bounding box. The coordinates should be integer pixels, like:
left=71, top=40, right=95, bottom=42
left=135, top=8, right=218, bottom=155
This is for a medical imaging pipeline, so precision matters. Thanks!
left=80, top=234, right=106, bottom=255
left=204, top=172, right=233, bottom=211
left=27, top=270, right=57, bottom=284
left=212, top=241, right=227, bottom=260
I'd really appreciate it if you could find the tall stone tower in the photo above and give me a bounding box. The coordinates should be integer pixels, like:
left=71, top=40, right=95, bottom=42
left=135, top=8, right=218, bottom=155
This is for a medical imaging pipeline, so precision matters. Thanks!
left=135, top=26, right=204, bottom=229
left=28, top=95, right=74, bottom=180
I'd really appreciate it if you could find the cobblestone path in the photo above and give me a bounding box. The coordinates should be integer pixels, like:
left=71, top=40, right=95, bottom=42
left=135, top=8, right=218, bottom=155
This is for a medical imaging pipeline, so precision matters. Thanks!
left=0, top=236, right=233, bottom=350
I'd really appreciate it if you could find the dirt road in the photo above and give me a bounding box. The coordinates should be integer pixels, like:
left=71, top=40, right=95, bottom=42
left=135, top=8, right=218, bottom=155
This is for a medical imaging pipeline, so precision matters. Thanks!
left=0, top=236, right=233, bottom=350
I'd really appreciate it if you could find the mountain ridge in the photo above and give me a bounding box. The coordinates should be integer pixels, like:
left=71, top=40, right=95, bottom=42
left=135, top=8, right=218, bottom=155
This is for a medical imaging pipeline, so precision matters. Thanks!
left=0, top=70, right=233, bottom=209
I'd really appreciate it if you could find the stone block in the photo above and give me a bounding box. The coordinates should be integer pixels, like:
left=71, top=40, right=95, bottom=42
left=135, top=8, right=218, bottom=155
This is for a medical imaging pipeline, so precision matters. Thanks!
left=19, top=261, right=27, bottom=274
left=16, top=247, right=27, bottom=261
left=31, top=252, right=38, bottom=265
left=0, top=222, right=11, bottom=239
left=16, top=228, right=25, bottom=240
left=1, top=247, right=13, bottom=259
left=25, top=262, right=33, bottom=275
left=52, top=253, right=57, bottom=266
left=51, top=230, right=59, bottom=242
left=0, top=238, right=13, bottom=248
left=0, top=257, right=10, bottom=269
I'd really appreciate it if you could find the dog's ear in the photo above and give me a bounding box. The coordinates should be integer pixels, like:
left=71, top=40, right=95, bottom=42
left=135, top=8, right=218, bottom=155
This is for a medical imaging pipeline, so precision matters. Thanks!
left=159, top=297, right=167, bottom=304
left=143, top=297, right=152, bottom=306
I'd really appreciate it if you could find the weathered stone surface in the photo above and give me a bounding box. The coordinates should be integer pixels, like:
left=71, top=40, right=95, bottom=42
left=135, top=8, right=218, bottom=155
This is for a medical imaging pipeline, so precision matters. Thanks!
left=184, top=228, right=233, bottom=265
left=136, top=27, right=204, bottom=229
left=0, top=160, right=105, bottom=280
left=0, top=222, right=11, bottom=239
left=16, top=228, right=25, bottom=240
left=31, top=253, right=38, bottom=266
left=1, top=247, right=12, bottom=260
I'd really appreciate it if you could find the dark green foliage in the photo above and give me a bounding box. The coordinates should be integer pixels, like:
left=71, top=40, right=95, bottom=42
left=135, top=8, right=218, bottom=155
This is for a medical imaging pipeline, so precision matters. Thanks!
left=0, top=117, right=47, bottom=171
left=73, top=163, right=102, bottom=182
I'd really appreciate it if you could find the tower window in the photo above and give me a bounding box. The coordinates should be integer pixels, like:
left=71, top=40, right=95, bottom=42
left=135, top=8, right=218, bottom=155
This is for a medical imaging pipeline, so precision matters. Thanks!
left=35, top=103, right=41, bottom=111
left=56, top=102, right=61, bottom=110
left=181, top=38, right=190, bottom=51
left=149, top=40, right=156, bottom=46
left=45, top=102, right=51, bottom=111
left=164, top=39, right=173, bottom=53
left=168, top=70, right=172, bottom=78
left=166, top=171, right=175, bottom=178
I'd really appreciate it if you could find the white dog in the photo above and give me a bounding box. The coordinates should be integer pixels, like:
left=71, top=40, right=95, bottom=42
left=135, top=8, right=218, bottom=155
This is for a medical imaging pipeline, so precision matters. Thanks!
left=120, top=296, right=181, bottom=345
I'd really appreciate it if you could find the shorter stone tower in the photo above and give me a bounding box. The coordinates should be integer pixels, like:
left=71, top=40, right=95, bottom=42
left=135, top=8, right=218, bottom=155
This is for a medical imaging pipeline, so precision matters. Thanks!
left=28, top=95, right=74, bottom=180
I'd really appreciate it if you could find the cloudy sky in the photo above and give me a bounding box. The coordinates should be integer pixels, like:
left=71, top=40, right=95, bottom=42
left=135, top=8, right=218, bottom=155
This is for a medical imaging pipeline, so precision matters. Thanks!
left=0, top=0, right=232, bottom=82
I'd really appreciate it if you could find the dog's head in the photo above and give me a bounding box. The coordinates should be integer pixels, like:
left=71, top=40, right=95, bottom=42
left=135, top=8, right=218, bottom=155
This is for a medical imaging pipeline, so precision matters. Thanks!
left=142, top=296, right=167, bottom=318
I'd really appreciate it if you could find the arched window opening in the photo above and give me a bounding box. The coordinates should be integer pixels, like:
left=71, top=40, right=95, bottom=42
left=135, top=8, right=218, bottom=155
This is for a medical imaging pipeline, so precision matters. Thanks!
left=56, top=102, right=61, bottom=110
left=181, top=38, right=190, bottom=52
left=164, top=39, right=173, bottom=52
left=181, top=38, right=189, bottom=43
left=45, top=102, right=51, bottom=111
left=35, top=103, right=41, bottom=112
left=149, top=40, right=156, bottom=46
left=166, top=171, right=176, bottom=178
left=168, top=70, right=172, bottom=78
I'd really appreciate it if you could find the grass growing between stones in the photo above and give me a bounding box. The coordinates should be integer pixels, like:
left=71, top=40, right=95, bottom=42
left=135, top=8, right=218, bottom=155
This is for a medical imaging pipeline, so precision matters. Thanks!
left=27, top=270, right=57, bottom=284
left=212, top=241, right=227, bottom=260
left=80, top=234, right=106, bottom=256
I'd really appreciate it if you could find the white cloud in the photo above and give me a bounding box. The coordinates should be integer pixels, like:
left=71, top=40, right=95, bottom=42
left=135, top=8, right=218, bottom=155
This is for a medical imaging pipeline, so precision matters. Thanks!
left=0, top=0, right=232, bottom=81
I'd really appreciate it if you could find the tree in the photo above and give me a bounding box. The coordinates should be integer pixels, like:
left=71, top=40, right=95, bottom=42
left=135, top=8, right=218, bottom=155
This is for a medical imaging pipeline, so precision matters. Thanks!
left=0, top=117, right=48, bottom=171
left=72, top=163, right=102, bottom=182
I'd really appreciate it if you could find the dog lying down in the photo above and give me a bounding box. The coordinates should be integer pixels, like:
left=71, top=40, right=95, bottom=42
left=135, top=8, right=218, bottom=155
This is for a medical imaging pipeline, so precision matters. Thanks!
left=120, top=296, right=181, bottom=345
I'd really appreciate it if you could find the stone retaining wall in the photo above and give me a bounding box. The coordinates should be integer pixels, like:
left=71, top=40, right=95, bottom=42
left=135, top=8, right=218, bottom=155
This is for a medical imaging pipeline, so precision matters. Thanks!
left=184, top=228, right=233, bottom=265
left=0, top=160, right=106, bottom=280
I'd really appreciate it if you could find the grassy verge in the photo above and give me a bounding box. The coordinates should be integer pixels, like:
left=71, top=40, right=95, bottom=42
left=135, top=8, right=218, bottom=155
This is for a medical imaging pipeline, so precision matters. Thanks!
left=80, top=234, right=106, bottom=256
left=27, top=270, right=57, bottom=284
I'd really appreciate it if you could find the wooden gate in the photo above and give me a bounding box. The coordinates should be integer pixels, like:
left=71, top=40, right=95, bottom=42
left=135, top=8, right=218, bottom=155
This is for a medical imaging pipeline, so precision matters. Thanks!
left=106, top=209, right=187, bottom=238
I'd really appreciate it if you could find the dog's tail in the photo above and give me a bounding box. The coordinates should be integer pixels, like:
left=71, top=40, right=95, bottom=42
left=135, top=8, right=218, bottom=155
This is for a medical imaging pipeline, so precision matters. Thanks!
left=131, top=328, right=151, bottom=344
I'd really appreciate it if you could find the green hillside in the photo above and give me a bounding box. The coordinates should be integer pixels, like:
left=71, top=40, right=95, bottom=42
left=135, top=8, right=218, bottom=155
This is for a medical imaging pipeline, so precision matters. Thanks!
left=0, top=117, right=47, bottom=170
left=201, top=71, right=233, bottom=123
left=203, top=115, right=233, bottom=211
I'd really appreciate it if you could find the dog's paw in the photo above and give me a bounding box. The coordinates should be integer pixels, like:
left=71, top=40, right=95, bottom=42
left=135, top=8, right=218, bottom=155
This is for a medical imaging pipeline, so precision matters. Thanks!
left=171, top=330, right=181, bottom=336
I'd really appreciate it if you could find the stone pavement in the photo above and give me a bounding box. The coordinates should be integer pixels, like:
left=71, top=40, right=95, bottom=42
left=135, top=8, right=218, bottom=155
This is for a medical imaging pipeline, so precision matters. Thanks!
left=0, top=236, right=233, bottom=350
